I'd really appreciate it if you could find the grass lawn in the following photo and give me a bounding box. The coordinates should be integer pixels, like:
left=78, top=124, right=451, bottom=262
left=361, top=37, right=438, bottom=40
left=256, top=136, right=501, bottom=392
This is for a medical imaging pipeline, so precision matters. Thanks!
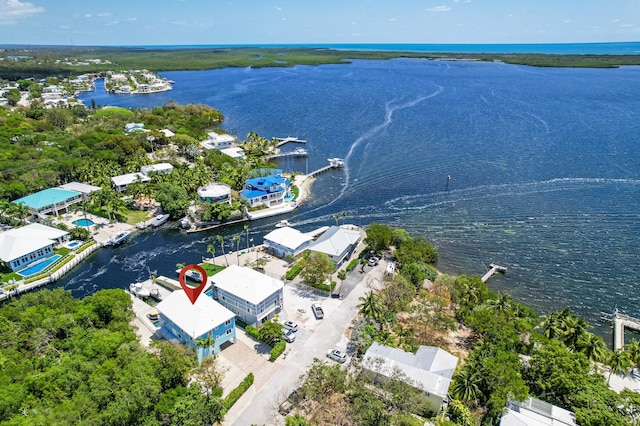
left=200, top=263, right=225, bottom=277
left=125, top=209, right=153, bottom=225
left=291, top=185, right=300, bottom=200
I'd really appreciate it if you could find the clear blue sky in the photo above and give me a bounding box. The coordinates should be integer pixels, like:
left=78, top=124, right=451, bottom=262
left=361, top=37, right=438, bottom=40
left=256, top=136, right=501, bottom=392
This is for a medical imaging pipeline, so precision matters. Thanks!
left=0, top=0, right=638, bottom=46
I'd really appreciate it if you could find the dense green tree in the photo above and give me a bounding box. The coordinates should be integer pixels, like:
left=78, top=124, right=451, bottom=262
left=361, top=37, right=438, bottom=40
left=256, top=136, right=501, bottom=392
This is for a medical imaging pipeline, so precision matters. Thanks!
left=606, top=348, right=632, bottom=385
left=364, top=222, right=392, bottom=252
left=154, top=182, right=190, bottom=218
left=394, top=236, right=439, bottom=265
left=258, top=320, right=284, bottom=345
left=299, top=252, right=335, bottom=289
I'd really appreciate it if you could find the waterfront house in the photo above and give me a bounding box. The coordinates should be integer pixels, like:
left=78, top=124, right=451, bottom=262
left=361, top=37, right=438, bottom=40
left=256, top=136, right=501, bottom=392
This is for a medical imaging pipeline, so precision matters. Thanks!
left=197, top=182, right=231, bottom=205
left=111, top=172, right=151, bottom=192
left=155, top=289, right=236, bottom=363
left=239, top=173, right=291, bottom=209
left=58, top=182, right=101, bottom=201
left=13, top=187, right=84, bottom=218
left=361, top=342, right=458, bottom=414
left=0, top=223, right=69, bottom=272
left=210, top=265, right=284, bottom=327
left=140, top=162, right=174, bottom=176
left=500, top=397, right=578, bottom=426
left=200, top=131, right=236, bottom=150
left=307, top=225, right=361, bottom=266
left=220, top=147, right=246, bottom=159
left=263, top=226, right=313, bottom=258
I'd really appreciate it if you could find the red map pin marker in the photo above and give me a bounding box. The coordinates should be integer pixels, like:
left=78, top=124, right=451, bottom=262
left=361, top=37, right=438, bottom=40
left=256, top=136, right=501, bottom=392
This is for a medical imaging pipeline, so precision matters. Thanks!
left=178, top=264, right=208, bottom=305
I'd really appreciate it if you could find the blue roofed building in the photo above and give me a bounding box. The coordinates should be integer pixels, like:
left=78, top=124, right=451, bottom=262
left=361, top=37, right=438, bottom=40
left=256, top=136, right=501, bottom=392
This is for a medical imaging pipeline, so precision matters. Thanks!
left=240, top=173, right=291, bottom=208
left=13, top=187, right=83, bottom=218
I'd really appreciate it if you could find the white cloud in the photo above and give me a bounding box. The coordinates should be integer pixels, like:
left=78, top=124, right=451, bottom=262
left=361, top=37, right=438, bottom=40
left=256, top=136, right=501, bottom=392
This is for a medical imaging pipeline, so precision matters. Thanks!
left=620, top=23, right=634, bottom=28
left=84, top=13, right=92, bottom=18
left=274, top=5, right=282, bottom=11
left=563, top=19, right=570, bottom=24
left=389, top=17, right=396, bottom=22
left=426, top=6, right=451, bottom=13
left=127, top=17, right=137, bottom=22
left=97, top=12, right=111, bottom=17
left=0, top=0, right=44, bottom=24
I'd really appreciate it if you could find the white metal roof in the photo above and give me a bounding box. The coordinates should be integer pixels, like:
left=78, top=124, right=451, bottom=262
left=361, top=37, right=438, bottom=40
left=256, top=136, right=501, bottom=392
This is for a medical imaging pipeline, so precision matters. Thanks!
left=141, top=163, right=173, bottom=175
left=500, top=398, right=577, bottom=426
left=197, top=183, right=231, bottom=198
left=307, top=225, right=361, bottom=257
left=0, top=223, right=68, bottom=262
left=111, top=172, right=151, bottom=187
left=263, top=226, right=313, bottom=251
left=155, top=290, right=235, bottom=339
left=362, top=342, right=458, bottom=398
left=212, top=265, right=284, bottom=305
left=220, top=147, right=245, bottom=158
left=58, top=182, right=101, bottom=194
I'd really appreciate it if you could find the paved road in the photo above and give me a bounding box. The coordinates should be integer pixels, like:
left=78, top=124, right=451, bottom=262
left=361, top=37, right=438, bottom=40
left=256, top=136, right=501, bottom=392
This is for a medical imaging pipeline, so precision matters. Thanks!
left=224, top=262, right=385, bottom=426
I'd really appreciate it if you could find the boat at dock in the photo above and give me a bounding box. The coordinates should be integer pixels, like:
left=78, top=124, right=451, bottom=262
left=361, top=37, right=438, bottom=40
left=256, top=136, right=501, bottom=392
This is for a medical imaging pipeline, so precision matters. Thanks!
left=109, top=230, right=131, bottom=246
left=151, top=214, right=170, bottom=227
left=275, top=220, right=291, bottom=228
left=129, top=282, right=150, bottom=298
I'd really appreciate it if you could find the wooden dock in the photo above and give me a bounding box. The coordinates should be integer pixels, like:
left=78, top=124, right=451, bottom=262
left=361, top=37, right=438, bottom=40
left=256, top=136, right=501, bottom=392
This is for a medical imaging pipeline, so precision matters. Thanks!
left=264, top=148, right=308, bottom=160
left=275, top=137, right=307, bottom=147
left=602, top=309, right=640, bottom=349
left=481, top=263, right=507, bottom=283
left=306, top=158, right=345, bottom=178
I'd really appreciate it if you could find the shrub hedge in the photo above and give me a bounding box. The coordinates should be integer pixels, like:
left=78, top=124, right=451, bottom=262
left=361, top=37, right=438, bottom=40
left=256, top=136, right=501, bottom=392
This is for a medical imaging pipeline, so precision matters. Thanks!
left=346, top=258, right=360, bottom=272
left=285, top=263, right=302, bottom=280
left=223, top=373, right=254, bottom=409
left=245, top=325, right=260, bottom=340
left=270, top=341, right=286, bottom=362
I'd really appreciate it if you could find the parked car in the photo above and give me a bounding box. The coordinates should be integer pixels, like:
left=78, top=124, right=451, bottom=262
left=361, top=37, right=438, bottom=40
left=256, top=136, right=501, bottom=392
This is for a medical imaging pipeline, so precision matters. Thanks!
left=311, top=303, right=325, bottom=319
left=368, top=256, right=379, bottom=267
left=326, top=348, right=347, bottom=363
left=283, top=329, right=296, bottom=343
left=283, top=320, right=299, bottom=332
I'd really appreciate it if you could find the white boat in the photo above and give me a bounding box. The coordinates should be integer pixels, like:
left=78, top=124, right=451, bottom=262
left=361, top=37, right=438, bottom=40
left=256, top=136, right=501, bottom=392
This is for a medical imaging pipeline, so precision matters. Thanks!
left=109, top=230, right=131, bottom=246
left=129, top=282, right=150, bottom=298
left=275, top=220, right=291, bottom=228
left=151, top=214, right=170, bottom=227
left=179, top=218, right=191, bottom=229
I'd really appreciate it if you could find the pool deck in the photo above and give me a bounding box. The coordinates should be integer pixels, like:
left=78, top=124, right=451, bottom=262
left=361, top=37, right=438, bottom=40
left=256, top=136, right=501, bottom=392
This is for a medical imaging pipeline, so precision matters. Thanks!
left=55, top=211, right=135, bottom=245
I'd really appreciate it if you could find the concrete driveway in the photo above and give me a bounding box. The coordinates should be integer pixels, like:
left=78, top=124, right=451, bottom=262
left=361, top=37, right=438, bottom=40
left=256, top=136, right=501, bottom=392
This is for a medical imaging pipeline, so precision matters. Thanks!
left=222, top=258, right=386, bottom=426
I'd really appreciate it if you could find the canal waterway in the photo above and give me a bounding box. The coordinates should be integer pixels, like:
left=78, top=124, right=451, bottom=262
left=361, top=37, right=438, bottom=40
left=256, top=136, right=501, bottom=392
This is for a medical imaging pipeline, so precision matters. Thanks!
left=71, top=58, right=640, bottom=340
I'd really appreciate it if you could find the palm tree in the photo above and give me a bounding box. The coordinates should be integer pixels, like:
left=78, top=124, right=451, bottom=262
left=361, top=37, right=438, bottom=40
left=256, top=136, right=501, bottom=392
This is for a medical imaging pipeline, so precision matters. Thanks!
left=216, top=234, right=229, bottom=267
left=74, top=200, right=93, bottom=232
left=626, top=339, right=640, bottom=370
left=562, top=316, right=592, bottom=351
left=244, top=224, right=250, bottom=250
left=207, top=243, right=216, bottom=266
left=357, top=290, right=384, bottom=321
left=449, top=368, right=482, bottom=405
left=484, top=292, right=512, bottom=315
left=577, top=332, right=607, bottom=362
left=341, top=210, right=347, bottom=225
left=196, top=335, right=216, bottom=363
left=538, top=311, right=563, bottom=340
left=233, top=235, right=241, bottom=264
left=606, top=348, right=632, bottom=385
left=333, top=213, right=339, bottom=226
left=10, top=202, right=30, bottom=225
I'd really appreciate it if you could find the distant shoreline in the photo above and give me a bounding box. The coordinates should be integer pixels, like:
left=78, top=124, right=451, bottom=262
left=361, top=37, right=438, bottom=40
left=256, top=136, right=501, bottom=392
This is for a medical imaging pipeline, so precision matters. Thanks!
left=1, top=44, right=640, bottom=80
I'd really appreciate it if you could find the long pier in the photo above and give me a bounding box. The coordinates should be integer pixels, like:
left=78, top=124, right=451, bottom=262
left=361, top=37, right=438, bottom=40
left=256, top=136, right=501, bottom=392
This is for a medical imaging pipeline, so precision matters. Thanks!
left=602, top=310, right=640, bottom=349
left=481, top=263, right=507, bottom=283
left=306, top=158, right=345, bottom=178
left=275, top=137, right=307, bottom=147
left=264, top=148, right=308, bottom=160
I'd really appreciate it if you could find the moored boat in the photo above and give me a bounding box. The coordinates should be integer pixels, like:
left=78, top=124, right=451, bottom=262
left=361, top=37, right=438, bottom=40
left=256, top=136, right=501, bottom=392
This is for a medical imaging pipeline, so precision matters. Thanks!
left=275, top=219, right=291, bottom=228
left=151, top=214, right=170, bottom=227
left=109, top=230, right=131, bottom=246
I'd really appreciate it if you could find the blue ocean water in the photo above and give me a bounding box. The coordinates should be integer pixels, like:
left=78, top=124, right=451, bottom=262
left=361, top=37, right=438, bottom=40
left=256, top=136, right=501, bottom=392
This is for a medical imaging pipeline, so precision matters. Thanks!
left=74, top=58, right=640, bottom=340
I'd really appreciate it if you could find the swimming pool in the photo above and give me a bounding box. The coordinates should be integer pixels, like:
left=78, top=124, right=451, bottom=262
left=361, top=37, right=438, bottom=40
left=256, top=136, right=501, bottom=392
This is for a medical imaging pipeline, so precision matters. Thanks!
left=64, top=240, right=82, bottom=250
left=72, top=218, right=94, bottom=227
left=17, top=254, right=62, bottom=277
